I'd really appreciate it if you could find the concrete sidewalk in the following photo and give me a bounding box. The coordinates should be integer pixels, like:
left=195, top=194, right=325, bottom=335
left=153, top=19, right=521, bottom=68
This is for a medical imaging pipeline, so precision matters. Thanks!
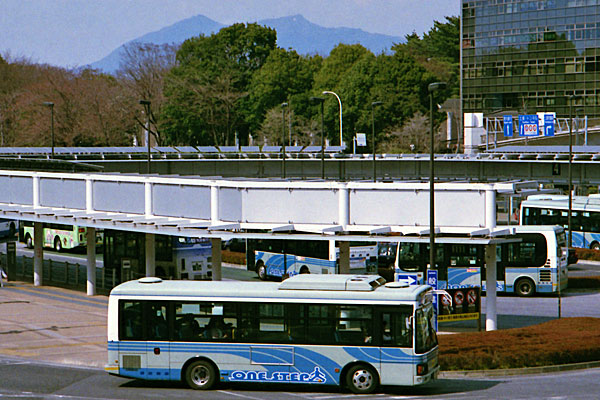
left=0, top=281, right=108, bottom=369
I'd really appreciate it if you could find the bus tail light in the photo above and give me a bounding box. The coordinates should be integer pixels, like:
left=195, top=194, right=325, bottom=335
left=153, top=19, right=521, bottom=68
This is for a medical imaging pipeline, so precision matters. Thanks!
left=417, top=363, right=428, bottom=376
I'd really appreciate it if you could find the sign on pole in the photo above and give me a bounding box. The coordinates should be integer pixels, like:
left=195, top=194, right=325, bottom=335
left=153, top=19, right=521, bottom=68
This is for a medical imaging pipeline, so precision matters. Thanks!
left=544, top=114, right=555, bottom=136
left=427, top=269, right=439, bottom=330
left=519, top=115, right=539, bottom=137
left=503, top=115, right=513, bottom=137
left=355, top=133, right=367, bottom=147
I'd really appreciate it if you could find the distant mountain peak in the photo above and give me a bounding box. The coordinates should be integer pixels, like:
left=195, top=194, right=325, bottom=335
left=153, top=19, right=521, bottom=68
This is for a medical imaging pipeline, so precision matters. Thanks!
left=89, top=14, right=403, bottom=73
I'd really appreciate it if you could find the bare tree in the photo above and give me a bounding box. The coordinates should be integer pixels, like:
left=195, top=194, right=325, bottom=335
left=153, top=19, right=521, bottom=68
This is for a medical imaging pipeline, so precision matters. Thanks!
left=117, top=42, right=177, bottom=145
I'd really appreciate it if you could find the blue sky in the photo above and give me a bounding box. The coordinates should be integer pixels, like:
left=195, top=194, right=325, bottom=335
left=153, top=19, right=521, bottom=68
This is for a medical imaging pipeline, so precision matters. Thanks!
left=1, top=0, right=459, bottom=68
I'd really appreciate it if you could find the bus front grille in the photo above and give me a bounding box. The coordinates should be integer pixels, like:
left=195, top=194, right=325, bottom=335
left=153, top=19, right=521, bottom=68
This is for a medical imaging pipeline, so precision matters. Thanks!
left=539, top=270, right=552, bottom=282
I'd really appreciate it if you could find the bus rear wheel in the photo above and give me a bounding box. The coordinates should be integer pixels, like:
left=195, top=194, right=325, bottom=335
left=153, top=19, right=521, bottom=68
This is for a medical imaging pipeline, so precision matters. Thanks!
left=185, top=360, right=216, bottom=390
left=257, top=263, right=267, bottom=281
left=346, top=364, right=378, bottom=394
left=591, top=242, right=600, bottom=251
left=54, top=237, right=63, bottom=252
left=299, top=266, right=310, bottom=274
left=515, top=278, right=535, bottom=297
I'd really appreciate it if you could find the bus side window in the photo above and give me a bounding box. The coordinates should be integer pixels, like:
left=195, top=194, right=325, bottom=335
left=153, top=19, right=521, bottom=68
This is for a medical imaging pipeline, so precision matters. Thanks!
left=120, top=301, right=144, bottom=341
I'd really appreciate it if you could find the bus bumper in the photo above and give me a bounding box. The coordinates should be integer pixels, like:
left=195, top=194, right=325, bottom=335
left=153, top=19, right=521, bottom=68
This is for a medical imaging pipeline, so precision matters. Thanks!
left=415, top=365, right=439, bottom=385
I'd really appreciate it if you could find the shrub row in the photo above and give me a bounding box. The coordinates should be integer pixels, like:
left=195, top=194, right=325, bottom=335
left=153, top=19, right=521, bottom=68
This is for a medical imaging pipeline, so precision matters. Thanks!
left=438, top=317, right=600, bottom=370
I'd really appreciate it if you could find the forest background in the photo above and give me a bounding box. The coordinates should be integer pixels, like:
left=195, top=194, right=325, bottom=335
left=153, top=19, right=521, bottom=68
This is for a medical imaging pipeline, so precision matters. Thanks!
left=0, top=17, right=458, bottom=154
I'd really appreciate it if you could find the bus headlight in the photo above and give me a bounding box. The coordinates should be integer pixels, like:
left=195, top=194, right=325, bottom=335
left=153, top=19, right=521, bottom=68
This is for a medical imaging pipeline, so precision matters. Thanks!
left=416, top=363, right=428, bottom=376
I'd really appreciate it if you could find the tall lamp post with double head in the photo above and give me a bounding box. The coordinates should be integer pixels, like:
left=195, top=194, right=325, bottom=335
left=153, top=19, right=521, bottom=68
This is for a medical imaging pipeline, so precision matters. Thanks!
left=323, top=91, right=343, bottom=146
left=428, top=82, right=446, bottom=272
left=281, top=102, right=288, bottom=178
left=371, top=101, right=383, bottom=182
left=139, top=99, right=152, bottom=174
left=311, top=96, right=325, bottom=179
left=43, top=102, right=55, bottom=159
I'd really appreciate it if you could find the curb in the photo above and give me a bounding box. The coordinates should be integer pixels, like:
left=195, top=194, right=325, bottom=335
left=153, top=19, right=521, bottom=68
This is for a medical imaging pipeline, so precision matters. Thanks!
left=439, top=360, right=600, bottom=378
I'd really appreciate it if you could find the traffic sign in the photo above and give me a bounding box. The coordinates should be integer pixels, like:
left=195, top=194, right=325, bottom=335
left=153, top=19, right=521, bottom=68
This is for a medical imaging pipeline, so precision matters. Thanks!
left=397, top=274, right=418, bottom=286
left=544, top=114, right=555, bottom=136
left=467, top=289, right=477, bottom=305
left=427, top=270, right=438, bottom=289
left=503, top=115, right=513, bottom=137
left=518, top=114, right=539, bottom=137
left=454, top=290, right=464, bottom=306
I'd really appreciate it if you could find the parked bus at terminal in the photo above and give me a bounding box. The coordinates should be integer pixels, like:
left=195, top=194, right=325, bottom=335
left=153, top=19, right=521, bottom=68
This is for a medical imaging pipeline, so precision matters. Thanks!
left=246, top=239, right=377, bottom=280
left=22, top=221, right=88, bottom=251
left=521, top=194, right=600, bottom=250
left=0, top=218, right=17, bottom=239
left=106, top=274, right=439, bottom=393
left=383, top=225, right=567, bottom=297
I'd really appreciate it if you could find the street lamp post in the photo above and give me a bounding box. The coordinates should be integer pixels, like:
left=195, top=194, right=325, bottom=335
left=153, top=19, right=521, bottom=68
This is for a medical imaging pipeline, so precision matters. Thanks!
left=43, top=102, right=55, bottom=159
left=311, top=97, right=325, bottom=179
left=371, top=101, right=383, bottom=182
left=281, top=102, right=288, bottom=178
left=428, top=82, right=446, bottom=273
left=139, top=100, right=152, bottom=174
left=323, top=91, right=343, bottom=146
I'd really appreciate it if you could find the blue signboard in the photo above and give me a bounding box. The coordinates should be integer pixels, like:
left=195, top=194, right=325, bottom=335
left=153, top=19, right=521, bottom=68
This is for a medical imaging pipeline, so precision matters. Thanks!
left=519, top=114, right=539, bottom=137
left=427, top=269, right=439, bottom=330
left=397, top=274, right=419, bottom=286
left=503, top=115, right=513, bottom=137
left=544, top=114, right=555, bottom=136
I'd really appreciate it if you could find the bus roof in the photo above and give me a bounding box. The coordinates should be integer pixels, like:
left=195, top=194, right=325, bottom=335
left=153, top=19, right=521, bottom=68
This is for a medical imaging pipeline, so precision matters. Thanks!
left=110, top=275, right=431, bottom=304
left=523, top=194, right=600, bottom=211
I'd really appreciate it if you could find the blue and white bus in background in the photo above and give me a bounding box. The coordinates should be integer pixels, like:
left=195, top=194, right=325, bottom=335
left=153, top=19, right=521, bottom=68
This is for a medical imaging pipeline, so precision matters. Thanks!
left=387, top=225, right=567, bottom=297
left=521, top=194, right=600, bottom=250
left=106, top=274, right=439, bottom=393
left=247, top=239, right=377, bottom=280
left=0, top=218, right=17, bottom=240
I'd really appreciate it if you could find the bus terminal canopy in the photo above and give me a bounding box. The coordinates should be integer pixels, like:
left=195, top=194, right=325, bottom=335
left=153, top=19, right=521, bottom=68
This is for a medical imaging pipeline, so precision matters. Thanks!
left=0, top=169, right=538, bottom=243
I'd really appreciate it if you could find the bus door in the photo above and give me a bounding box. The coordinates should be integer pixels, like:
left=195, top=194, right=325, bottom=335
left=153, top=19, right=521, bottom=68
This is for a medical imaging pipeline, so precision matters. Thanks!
left=146, top=302, right=171, bottom=380
left=378, top=308, right=413, bottom=384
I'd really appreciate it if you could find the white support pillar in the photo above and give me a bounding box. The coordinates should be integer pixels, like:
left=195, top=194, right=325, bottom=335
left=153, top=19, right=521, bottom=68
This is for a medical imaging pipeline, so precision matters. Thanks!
left=211, top=184, right=219, bottom=224
left=211, top=238, right=222, bottom=281
left=145, top=181, right=152, bottom=217
left=485, top=243, right=497, bottom=331
left=338, top=241, right=350, bottom=274
left=86, top=227, right=96, bottom=296
left=485, top=187, right=497, bottom=229
left=33, top=175, right=40, bottom=208
left=338, top=185, right=350, bottom=229
left=33, top=222, right=43, bottom=286
left=145, top=233, right=155, bottom=277
left=86, top=178, right=93, bottom=212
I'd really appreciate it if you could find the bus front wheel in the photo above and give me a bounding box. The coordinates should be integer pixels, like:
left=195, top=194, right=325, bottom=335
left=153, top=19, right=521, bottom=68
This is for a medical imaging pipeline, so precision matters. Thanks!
left=515, top=278, right=535, bottom=297
left=346, top=364, right=378, bottom=394
left=185, top=360, right=216, bottom=390
left=54, top=237, right=63, bottom=252
left=257, top=263, right=267, bottom=281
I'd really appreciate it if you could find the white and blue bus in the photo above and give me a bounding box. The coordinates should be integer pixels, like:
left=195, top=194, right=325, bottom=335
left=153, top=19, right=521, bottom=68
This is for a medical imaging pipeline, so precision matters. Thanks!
left=521, top=194, right=600, bottom=250
left=387, top=226, right=567, bottom=297
left=0, top=218, right=17, bottom=240
left=247, top=239, right=377, bottom=280
left=106, top=274, right=439, bottom=394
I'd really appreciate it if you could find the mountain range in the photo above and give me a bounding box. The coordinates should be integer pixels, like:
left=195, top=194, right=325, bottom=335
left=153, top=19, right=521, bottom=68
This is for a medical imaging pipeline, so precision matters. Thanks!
left=89, top=14, right=404, bottom=73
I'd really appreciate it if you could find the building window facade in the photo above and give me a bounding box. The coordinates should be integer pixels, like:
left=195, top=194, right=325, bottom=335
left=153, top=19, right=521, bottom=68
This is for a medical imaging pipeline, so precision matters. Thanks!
left=462, top=0, right=600, bottom=117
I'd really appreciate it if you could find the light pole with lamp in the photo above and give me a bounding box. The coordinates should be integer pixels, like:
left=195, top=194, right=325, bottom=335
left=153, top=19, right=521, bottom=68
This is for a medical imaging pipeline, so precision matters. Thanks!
left=281, top=102, right=288, bottom=178
left=323, top=91, right=343, bottom=146
left=43, top=102, right=55, bottom=159
left=311, top=97, right=325, bottom=179
left=428, top=82, right=446, bottom=274
left=139, top=99, right=152, bottom=174
left=371, top=101, right=383, bottom=182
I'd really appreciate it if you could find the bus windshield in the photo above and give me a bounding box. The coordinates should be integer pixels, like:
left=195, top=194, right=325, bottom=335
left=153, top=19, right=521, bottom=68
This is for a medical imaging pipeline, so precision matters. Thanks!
left=415, top=304, right=437, bottom=354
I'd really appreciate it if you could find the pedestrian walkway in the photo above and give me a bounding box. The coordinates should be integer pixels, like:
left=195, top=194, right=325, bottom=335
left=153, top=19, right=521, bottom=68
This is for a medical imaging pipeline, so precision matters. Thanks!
left=0, top=280, right=107, bottom=368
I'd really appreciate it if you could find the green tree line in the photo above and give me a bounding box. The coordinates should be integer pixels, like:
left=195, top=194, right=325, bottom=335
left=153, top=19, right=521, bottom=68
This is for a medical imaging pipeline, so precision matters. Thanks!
left=0, top=17, right=458, bottom=153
